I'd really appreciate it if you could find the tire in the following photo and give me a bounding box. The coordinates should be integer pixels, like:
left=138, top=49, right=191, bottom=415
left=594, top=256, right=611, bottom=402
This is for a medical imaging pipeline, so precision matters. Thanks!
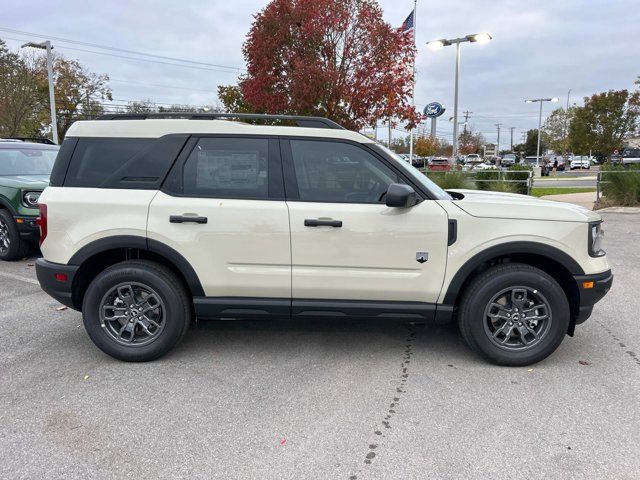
left=458, top=263, right=570, bottom=366
left=82, top=260, right=191, bottom=362
left=0, top=210, right=30, bottom=261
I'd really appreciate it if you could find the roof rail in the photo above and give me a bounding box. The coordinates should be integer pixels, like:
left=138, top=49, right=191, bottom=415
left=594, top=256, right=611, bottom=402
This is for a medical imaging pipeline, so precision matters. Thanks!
left=96, top=112, right=345, bottom=130
left=1, top=137, right=56, bottom=145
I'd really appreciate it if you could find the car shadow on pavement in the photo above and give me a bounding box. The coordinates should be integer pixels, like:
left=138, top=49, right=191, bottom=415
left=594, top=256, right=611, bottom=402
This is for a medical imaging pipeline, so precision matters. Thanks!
left=168, top=318, right=472, bottom=362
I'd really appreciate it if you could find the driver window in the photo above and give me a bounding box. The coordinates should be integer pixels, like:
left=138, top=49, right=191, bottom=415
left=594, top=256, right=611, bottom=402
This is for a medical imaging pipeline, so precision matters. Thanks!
left=290, top=140, right=399, bottom=203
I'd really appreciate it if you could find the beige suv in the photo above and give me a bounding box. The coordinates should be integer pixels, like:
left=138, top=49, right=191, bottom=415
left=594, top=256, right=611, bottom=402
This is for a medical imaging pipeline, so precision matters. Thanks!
left=35, top=113, right=612, bottom=365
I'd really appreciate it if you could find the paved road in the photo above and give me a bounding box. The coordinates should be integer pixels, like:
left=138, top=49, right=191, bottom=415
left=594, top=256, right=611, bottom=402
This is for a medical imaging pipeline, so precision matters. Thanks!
left=533, top=170, right=598, bottom=188
left=1, top=213, right=638, bottom=480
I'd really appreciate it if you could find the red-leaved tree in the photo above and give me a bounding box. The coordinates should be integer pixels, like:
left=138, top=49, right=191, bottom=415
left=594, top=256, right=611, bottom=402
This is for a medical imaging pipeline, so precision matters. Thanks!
left=239, top=0, right=419, bottom=130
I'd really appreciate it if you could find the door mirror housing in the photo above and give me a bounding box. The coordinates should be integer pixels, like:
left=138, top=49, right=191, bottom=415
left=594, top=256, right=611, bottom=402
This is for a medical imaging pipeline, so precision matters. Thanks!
left=385, top=183, right=418, bottom=208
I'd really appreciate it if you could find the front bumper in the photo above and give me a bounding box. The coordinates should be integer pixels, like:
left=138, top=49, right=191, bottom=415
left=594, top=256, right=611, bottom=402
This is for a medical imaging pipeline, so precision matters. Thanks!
left=573, top=269, right=613, bottom=324
left=14, top=215, right=40, bottom=243
left=35, top=258, right=79, bottom=310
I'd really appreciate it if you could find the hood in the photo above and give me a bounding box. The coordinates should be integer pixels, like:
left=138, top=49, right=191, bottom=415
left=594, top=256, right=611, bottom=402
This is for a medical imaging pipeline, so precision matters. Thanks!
left=448, top=189, right=601, bottom=223
left=0, top=174, right=50, bottom=190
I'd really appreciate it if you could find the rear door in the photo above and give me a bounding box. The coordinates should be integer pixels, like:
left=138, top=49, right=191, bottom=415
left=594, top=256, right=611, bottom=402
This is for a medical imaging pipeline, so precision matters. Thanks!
left=147, top=135, right=291, bottom=317
left=282, top=138, right=449, bottom=309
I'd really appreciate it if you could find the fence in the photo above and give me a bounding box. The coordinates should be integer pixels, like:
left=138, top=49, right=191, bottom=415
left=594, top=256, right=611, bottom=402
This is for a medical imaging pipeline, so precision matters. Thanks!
left=419, top=169, right=534, bottom=195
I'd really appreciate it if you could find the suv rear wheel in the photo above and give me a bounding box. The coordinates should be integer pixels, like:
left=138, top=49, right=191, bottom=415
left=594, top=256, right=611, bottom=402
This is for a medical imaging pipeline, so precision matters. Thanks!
left=458, top=263, right=570, bottom=366
left=82, top=260, right=191, bottom=361
left=0, top=210, right=30, bottom=261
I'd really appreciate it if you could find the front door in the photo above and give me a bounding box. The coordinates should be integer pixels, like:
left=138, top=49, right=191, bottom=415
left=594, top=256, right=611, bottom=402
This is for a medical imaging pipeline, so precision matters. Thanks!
left=282, top=138, right=449, bottom=307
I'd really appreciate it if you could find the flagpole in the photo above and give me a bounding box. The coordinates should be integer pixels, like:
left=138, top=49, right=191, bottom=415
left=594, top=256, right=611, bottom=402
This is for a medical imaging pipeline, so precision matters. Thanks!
left=408, top=0, right=417, bottom=163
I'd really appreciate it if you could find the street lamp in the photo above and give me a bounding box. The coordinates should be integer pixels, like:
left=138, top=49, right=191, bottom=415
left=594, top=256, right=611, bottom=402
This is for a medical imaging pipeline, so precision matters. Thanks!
left=426, top=33, right=492, bottom=158
left=525, top=97, right=559, bottom=168
left=21, top=41, right=58, bottom=144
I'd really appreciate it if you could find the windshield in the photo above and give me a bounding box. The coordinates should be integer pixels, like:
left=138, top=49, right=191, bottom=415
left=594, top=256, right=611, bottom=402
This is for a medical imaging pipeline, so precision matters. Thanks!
left=0, top=147, right=58, bottom=175
left=371, top=143, right=452, bottom=200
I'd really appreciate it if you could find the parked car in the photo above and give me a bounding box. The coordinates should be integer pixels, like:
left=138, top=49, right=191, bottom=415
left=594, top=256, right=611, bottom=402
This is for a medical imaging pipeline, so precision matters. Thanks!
left=522, top=156, right=550, bottom=176
left=0, top=139, right=59, bottom=260
left=36, top=113, right=612, bottom=366
left=411, top=156, right=426, bottom=168
left=474, top=161, right=498, bottom=170
left=427, top=157, right=451, bottom=171
left=501, top=153, right=517, bottom=167
left=464, top=153, right=482, bottom=164
left=621, top=148, right=640, bottom=166
left=570, top=156, right=591, bottom=170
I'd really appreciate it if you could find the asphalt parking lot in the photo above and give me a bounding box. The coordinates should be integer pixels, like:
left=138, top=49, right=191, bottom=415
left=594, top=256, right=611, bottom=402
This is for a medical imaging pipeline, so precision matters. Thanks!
left=1, top=212, right=638, bottom=480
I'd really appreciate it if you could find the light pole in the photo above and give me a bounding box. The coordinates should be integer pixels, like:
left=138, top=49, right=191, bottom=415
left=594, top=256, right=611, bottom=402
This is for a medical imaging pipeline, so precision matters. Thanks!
left=22, top=41, right=58, bottom=144
left=427, top=32, right=492, bottom=158
left=525, top=97, right=558, bottom=168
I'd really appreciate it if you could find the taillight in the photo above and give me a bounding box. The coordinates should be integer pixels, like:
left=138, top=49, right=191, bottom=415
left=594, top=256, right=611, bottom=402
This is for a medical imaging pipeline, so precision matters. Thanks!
left=36, top=203, right=47, bottom=246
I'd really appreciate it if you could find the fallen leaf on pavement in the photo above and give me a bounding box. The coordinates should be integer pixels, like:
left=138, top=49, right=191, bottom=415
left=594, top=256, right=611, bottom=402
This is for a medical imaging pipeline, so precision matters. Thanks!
left=578, top=360, right=592, bottom=366
left=83, top=375, right=89, bottom=380
left=56, top=306, right=68, bottom=311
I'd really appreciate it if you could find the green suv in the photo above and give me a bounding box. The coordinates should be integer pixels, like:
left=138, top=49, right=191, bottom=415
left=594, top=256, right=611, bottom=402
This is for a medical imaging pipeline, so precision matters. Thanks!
left=0, top=139, right=59, bottom=260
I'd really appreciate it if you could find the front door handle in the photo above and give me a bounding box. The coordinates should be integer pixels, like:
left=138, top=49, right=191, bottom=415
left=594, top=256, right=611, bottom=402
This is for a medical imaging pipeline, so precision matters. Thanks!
left=170, top=215, right=208, bottom=224
left=304, top=219, right=342, bottom=228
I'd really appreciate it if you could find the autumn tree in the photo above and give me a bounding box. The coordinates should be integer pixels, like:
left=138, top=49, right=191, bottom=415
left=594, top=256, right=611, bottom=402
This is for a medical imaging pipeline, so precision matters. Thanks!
left=236, top=0, right=419, bottom=130
left=458, top=128, right=485, bottom=155
left=569, top=89, right=640, bottom=157
left=43, top=55, right=112, bottom=137
left=126, top=99, right=157, bottom=113
left=0, top=39, right=44, bottom=137
left=415, top=136, right=439, bottom=157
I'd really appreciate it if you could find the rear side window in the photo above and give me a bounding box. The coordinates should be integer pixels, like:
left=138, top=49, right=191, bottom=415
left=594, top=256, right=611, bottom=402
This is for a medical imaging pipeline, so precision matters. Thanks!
left=64, top=138, right=154, bottom=187
left=62, top=136, right=188, bottom=189
left=182, top=138, right=269, bottom=199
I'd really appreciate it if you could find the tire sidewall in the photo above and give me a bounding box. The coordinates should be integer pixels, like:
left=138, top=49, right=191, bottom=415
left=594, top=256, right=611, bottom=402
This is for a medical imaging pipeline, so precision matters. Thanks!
left=461, top=268, right=570, bottom=366
left=82, top=263, right=187, bottom=361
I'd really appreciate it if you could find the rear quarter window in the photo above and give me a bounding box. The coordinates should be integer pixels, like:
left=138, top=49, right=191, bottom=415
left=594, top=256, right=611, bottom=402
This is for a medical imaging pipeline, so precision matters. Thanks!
left=62, top=136, right=188, bottom=189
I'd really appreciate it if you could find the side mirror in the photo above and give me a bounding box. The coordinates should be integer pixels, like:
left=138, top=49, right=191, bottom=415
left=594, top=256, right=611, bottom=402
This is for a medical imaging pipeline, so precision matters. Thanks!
left=385, top=183, right=418, bottom=208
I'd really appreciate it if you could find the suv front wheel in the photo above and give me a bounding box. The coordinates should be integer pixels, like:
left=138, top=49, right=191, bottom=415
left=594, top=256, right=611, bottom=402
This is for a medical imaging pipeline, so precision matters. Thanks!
left=0, top=210, right=30, bottom=261
left=458, top=263, right=570, bottom=366
left=82, top=260, right=191, bottom=361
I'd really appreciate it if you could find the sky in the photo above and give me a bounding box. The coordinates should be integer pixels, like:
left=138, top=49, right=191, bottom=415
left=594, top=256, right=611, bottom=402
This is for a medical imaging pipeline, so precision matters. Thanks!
left=2, top=0, right=639, bottom=147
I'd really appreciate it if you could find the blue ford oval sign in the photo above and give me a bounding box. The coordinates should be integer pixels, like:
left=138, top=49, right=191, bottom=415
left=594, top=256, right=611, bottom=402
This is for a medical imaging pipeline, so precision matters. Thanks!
left=424, top=102, right=445, bottom=118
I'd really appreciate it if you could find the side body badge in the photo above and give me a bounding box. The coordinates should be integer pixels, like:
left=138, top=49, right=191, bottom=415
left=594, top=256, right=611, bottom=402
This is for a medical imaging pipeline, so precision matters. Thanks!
left=416, top=252, right=429, bottom=264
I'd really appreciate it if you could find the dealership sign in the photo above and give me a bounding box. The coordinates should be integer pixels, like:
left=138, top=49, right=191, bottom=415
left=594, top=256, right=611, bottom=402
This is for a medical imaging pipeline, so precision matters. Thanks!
left=424, top=102, right=445, bottom=118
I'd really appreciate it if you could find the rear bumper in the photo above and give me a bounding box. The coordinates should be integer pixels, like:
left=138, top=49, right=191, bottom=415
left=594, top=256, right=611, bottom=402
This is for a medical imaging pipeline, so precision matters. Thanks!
left=14, top=215, right=40, bottom=243
left=35, top=258, right=79, bottom=310
left=573, top=269, right=613, bottom=324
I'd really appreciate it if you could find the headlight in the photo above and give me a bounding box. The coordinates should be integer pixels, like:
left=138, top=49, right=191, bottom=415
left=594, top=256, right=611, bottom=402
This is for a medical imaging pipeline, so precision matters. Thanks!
left=22, top=191, right=41, bottom=208
left=589, top=221, right=605, bottom=257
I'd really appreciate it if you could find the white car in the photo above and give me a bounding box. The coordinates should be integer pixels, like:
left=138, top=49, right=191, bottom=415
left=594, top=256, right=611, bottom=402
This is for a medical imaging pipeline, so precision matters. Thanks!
left=465, top=154, right=482, bottom=164
left=570, top=156, right=591, bottom=170
left=35, top=113, right=612, bottom=366
left=474, top=161, right=498, bottom=170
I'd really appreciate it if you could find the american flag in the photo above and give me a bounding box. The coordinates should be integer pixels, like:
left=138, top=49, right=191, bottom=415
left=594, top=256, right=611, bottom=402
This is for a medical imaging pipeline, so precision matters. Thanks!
left=401, top=10, right=415, bottom=35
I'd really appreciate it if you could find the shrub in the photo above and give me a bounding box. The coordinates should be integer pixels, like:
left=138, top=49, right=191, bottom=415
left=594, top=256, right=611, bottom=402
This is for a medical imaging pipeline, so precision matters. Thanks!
left=505, top=165, right=532, bottom=195
left=600, top=164, right=640, bottom=206
left=425, top=170, right=473, bottom=190
left=474, top=170, right=501, bottom=191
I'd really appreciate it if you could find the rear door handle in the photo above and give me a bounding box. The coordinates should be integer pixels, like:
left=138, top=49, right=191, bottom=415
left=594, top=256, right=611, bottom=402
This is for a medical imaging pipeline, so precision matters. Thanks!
left=304, top=219, right=342, bottom=228
left=170, top=215, right=208, bottom=224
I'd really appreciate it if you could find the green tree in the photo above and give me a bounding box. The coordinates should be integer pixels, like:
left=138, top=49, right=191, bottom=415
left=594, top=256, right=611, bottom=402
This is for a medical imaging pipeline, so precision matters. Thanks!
left=543, top=107, right=573, bottom=154
left=570, top=89, right=640, bottom=157
left=217, top=85, right=255, bottom=113
left=524, top=129, right=545, bottom=156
